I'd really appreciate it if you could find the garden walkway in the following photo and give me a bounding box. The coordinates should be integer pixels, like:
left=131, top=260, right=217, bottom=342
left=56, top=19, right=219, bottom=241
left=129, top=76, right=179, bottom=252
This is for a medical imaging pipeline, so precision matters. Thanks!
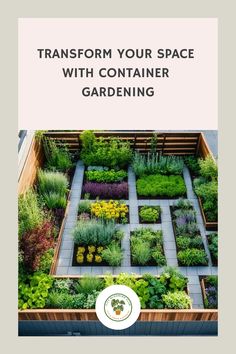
left=56, top=161, right=218, bottom=309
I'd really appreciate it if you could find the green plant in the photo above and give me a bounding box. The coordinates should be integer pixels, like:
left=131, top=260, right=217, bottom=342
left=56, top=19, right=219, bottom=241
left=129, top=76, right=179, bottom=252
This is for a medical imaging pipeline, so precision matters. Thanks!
left=46, top=292, right=85, bottom=309
left=43, top=192, right=67, bottom=209
left=159, top=267, right=187, bottom=292
left=142, top=274, right=166, bottom=309
left=208, top=233, right=218, bottom=262
left=139, top=206, right=160, bottom=223
left=78, top=200, right=91, bottom=214
left=162, top=291, right=192, bottom=309
left=75, top=275, right=104, bottom=295
left=72, top=219, right=117, bottom=246
left=184, top=156, right=200, bottom=176
left=37, top=248, right=54, bottom=273
left=133, top=279, right=150, bottom=309
left=176, top=236, right=191, bottom=250
left=177, top=248, right=208, bottom=266
left=85, top=169, right=127, bottom=183
left=198, top=155, right=218, bottom=180
left=43, top=137, right=73, bottom=172
left=38, top=170, right=69, bottom=196
left=101, top=243, right=123, bottom=266
left=194, top=180, right=218, bottom=221
left=174, top=198, right=192, bottom=209
left=18, top=273, right=53, bottom=309
left=132, top=152, right=184, bottom=177
left=18, top=189, right=44, bottom=238
left=137, top=174, right=186, bottom=198
left=53, top=278, right=74, bottom=293
left=152, top=249, right=167, bottom=266
left=80, top=131, right=132, bottom=168
left=131, top=240, right=152, bottom=265
left=83, top=291, right=100, bottom=309
left=115, top=273, right=136, bottom=289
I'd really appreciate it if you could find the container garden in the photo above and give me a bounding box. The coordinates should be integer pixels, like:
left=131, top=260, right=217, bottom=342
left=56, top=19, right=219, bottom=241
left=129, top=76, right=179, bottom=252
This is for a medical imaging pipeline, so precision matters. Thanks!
left=138, top=206, right=162, bottom=224
left=206, top=233, right=218, bottom=266
left=198, top=197, right=218, bottom=231
left=200, top=276, right=218, bottom=309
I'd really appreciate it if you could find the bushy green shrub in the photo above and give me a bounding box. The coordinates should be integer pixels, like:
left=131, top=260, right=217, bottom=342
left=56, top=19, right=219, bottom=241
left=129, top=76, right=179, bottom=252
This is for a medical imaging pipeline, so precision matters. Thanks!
left=42, top=192, right=67, bottom=209
left=18, top=189, right=44, bottom=238
left=75, top=275, right=104, bottom=295
left=208, top=233, right=218, bottom=262
left=152, top=249, right=167, bottom=266
left=38, top=170, right=69, bottom=196
left=184, top=156, right=200, bottom=176
left=174, top=198, right=192, bottom=209
left=159, top=267, right=187, bottom=292
left=72, top=220, right=117, bottom=246
left=80, top=130, right=132, bottom=168
left=37, top=248, right=54, bottom=273
left=46, top=292, right=85, bottom=309
left=43, top=138, right=73, bottom=172
left=198, top=155, right=218, bottom=180
left=18, top=273, right=53, bottom=309
left=101, top=243, right=123, bottom=266
left=137, top=174, right=186, bottom=198
left=162, top=291, right=192, bottom=309
left=176, top=237, right=191, bottom=250
left=177, top=248, right=208, bottom=266
left=139, top=206, right=161, bottom=223
left=132, top=152, right=184, bottom=177
left=194, top=180, right=218, bottom=221
left=133, top=279, right=150, bottom=309
left=77, top=200, right=91, bottom=214
left=132, top=241, right=152, bottom=265
left=85, top=169, right=127, bottom=183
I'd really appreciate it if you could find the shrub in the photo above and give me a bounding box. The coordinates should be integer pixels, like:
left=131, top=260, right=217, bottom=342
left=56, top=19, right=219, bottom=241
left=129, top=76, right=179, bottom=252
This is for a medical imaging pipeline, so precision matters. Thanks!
left=184, top=156, right=200, bottom=176
left=42, top=192, right=67, bottom=209
left=46, top=292, right=85, bottom=309
left=162, top=291, right=192, bottom=309
left=43, top=137, right=73, bottom=172
left=18, top=273, right=53, bottom=309
left=80, top=130, right=132, bottom=168
left=18, top=189, right=44, bottom=238
left=75, top=275, right=104, bottom=295
left=136, top=174, right=186, bottom=198
left=91, top=200, right=128, bottom=222
left=132, top=152, right=184, bottom=177
left=101, top=243, right=123, bottom=266
left=159, top=267, right=188, bottom=291
left=139, top=206, right=161, bottom=223
left=208, top=233, right=218, bottom=262
left=194, top=181, right=218, bottom=221
left=198, top=155, right=218, bottom=180
left=73, top=219, right=117, bottom=246
left=37, top=248, right=54, bottom=273
left=177, top=248, right=208, bottom=266
left=152, top=249, right=167, bottom=266
left=20, top=221, right=55, bottom=271
left=82, top=181, right=128, bottom=199
left=85, top=169, right=127, bottom=183
left=131, top=240, right=152, bottom=265
left=78, top=200, right=91, bottom=214
left=38, top=170, right=69, bottom=196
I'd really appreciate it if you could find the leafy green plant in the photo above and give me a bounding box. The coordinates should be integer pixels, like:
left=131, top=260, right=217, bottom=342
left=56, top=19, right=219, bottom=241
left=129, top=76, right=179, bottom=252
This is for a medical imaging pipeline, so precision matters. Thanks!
left=83, top=291, right=100, bottom=309
left=194, top=180, right=218, bottom=221
left=137, top=174, right=186, bottom=198
left=162, top=291, right=192, bottom=309
left=174, top=198, right=192, bottom=209
left=184, top=156, right=200, bottom=176
left=176, top=236, right=191, bottom=250
left=43, top=137, right=73, bottom=172
left=75, top=275, right=104, bottom=295
left=198, top=155, right=218, bottom=180
left=43, top=192, right=67, bottom=209
left=77, top=200, right=91, bottom=214
left=152, top=249, right=167, bottom=266
left=80, top=130, right=132, bottom=168
left=177, top=248, right=208, bottom=266
left=101, top=243, right=123, bottom=266
left=208, top=233, right=218, bottom=263
left=53, top=278, right=74, bottom=293
left=133, top=279, right=150, bottom=309
left=139, top=206, right=161, bottom=223
left=37, top=248, right=54, bottom=273
left=18, top=273, right=53, bottom=309
left=131, top=240, right=152, bottom=265
left=159, top=267, right=187, bottom=292
left=38, top=170, right=69, bottom=196
left=18, top=189, right=44, bottom=238
left=115, top=273, right=136, bottom=289
left=46, top=292, right=85, bottom=309
left=142, top=274, right=166, bottom=309
left=72, top=219, right=117, bottom=246
left=85, top=169, right=127, bottom=183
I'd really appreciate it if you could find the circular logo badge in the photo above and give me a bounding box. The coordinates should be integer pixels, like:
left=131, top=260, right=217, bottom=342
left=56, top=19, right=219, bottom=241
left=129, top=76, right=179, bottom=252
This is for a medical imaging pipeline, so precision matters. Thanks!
left=95, top=285, right=141, bottom=330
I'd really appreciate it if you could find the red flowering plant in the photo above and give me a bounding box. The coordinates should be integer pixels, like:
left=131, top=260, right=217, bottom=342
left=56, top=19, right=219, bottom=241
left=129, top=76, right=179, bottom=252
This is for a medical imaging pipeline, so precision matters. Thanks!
left=20, top=221, right=55, bottom=272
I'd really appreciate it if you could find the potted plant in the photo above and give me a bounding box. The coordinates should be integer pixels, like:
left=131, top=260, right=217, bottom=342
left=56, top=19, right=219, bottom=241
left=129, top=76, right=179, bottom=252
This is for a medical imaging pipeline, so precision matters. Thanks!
left=111, top=299, right=125, bottom=315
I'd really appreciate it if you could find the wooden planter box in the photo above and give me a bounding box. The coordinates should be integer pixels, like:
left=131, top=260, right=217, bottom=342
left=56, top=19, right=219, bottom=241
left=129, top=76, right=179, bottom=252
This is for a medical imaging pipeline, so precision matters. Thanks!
left=18, top=308, right=218, bottom=322
left=198, top=197, right=218, bottom=231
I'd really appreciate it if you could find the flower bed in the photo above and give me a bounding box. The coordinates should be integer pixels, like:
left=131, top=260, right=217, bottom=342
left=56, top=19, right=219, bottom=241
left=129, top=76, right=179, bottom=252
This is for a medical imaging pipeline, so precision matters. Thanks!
left=200, top=276, right=218, bottom=309
left=137, top=174, right=186, bottom=199
left=18, top=268, right=192, bottom=310
left=130, top=227, right=166, bottom=266
left=170, top=199, right=208, bottom=266
left=82, top=181, right=129, bottom=200
left=138, top=206, right=161, bottom=224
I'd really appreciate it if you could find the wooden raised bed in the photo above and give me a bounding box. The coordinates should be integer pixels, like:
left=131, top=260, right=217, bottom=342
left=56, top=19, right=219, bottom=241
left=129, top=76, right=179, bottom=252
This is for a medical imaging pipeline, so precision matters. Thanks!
left=18, top=308, right=218, bottom=322
left=198, top=197, right=218, bottom=231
